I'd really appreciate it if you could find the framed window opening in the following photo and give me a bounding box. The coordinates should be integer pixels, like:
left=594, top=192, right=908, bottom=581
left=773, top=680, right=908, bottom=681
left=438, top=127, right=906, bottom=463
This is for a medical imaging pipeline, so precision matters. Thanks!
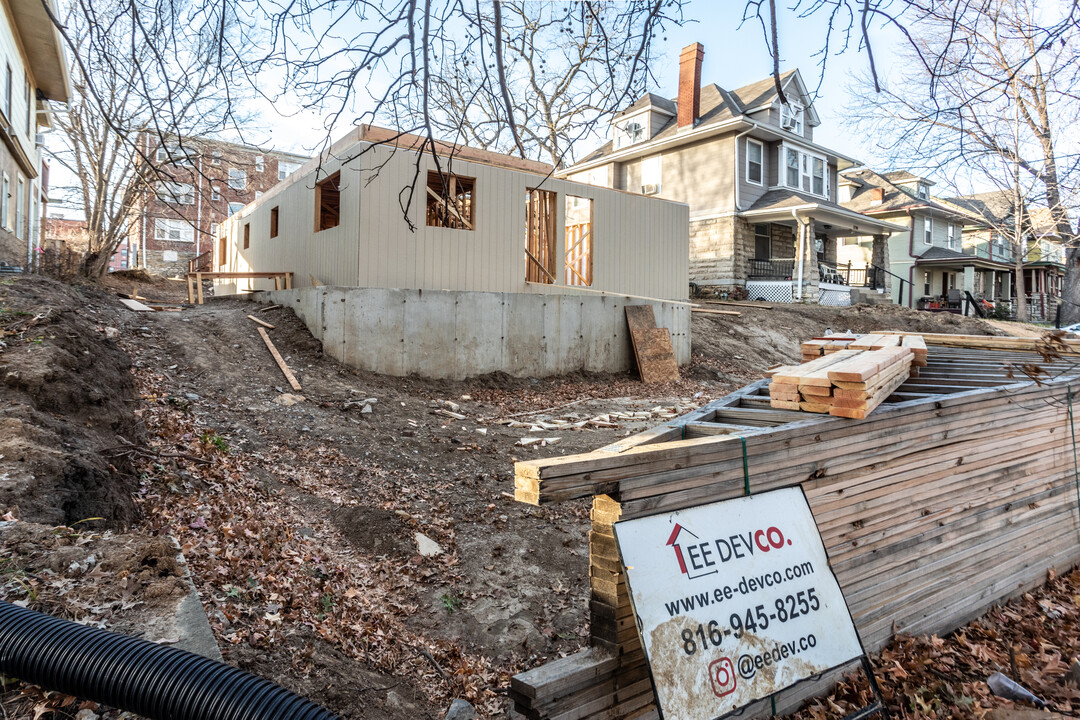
left=924, top=216, right=933, bottom=245
left=425, top=171, right=474, bottom=230
left=785, top=148, right=799, bottom=188
left=161, top=181, right=195, bottom=205
left=209, top=222, right=219, bottom=237
left=269, top=207, right=279, bottom=238
left=525, top=187, right=557, bottom=284
left=210, top=185, right=221, bottom=201
left=746, top=139, right=763, bottom=185
left=255, top=156, right=264, bottom=172
left=947, top=223, right=956, bottom=249
left=218, top=235, right=227, bottom=267
left=243, top=222, right=250, bottom=249
left=15, top=176, right=23, bottom=240
left=315, top=171, right=341, bottom=231
left=211, top=149, right=222, bottom=166
left=753, top=223, right=771, bottom=260
left=615, top=116, right=645, bottom=149
left=2, top=173, right=10, bottom=230
left=565, top=195, right=593, bottom=287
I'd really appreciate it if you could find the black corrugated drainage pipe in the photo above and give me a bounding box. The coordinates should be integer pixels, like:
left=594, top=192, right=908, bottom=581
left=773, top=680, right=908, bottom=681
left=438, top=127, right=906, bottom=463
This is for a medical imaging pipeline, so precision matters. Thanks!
left=0, top=600, right=340, bottom=720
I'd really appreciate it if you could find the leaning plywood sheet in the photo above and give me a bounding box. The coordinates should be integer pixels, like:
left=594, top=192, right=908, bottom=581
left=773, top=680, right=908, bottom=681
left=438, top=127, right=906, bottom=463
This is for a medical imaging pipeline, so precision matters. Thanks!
left=625, top=305, right=678, bottom=384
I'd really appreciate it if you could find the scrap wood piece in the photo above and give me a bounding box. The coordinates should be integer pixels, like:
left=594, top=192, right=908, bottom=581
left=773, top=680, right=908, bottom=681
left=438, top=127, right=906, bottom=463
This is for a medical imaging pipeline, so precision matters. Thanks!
left=258, top=304, right=282, bottom=313
left=257, top=327, right=302, bottom=391
left=691, top=307, right=741, bottom=316
left=118, top=298, right=155, bottom=312
left=630, top=328, right=680, bottom=383
left=247, top=314, right=275, bottom=330
left=309, top=274, right=325, bottom=287
left=625, top=305, right=679, bottom=384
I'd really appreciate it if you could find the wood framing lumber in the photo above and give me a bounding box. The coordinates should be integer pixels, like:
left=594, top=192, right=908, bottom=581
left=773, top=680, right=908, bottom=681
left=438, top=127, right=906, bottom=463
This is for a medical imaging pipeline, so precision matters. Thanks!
left=118, top=298, right=154, bottom=312
left=246, top=314, right=275, bottom=329
left=690, top=307, right=741, bottom=316
left=257, top=327, right=302, bottom=391
left=879, top=330, right=1080, bottom=355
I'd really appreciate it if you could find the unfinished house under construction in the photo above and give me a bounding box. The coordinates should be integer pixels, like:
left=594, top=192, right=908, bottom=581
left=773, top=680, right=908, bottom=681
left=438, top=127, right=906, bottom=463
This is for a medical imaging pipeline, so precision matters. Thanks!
left=212, top=126, right=690, bottom=379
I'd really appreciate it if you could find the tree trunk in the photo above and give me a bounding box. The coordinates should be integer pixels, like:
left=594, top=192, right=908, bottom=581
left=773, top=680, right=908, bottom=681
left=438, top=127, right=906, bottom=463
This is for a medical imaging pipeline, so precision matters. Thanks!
left=1014, top=248, right=1027, bottom=322
left=1063, top=247, right=1080, bottom=326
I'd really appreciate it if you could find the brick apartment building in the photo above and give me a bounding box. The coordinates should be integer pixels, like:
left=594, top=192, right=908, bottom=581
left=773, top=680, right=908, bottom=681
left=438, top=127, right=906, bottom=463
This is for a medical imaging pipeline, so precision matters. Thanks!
left=130, top=133, right=309, bottom=274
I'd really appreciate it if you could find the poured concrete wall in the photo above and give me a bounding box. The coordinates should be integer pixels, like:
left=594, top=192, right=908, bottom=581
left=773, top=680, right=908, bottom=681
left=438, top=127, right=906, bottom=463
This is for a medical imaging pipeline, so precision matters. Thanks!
left=257, top=287, right=691, bottom=380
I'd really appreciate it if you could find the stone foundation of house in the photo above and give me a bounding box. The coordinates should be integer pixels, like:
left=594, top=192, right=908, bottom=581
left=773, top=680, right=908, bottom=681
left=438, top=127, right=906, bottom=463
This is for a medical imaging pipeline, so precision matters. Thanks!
left=143, top=249, right=195, bottom=277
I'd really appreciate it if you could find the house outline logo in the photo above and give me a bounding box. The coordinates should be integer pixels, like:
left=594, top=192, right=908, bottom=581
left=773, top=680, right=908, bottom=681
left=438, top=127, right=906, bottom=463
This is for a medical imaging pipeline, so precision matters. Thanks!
left=666, top=523, right=718, bottom=580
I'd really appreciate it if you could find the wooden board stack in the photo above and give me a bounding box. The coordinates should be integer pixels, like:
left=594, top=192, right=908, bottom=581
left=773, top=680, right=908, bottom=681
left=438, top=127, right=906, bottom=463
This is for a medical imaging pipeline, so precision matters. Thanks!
left=770, top=338, right=919, bottom=419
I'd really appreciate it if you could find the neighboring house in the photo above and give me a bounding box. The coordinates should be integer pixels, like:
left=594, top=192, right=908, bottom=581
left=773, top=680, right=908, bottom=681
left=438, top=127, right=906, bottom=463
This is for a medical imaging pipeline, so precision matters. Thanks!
left=129, top=133, right=309, bottom=275
left=942, top=191, right=1065, bottom=321
left=40, top=216, right=88, bottom=274
left=838, top=170, right=990, bottom=310
left=561, top=42, right=902, bottom=306
left=0, top=0, right=70, bottom=272
left=212, top=124, right=690, bottom=380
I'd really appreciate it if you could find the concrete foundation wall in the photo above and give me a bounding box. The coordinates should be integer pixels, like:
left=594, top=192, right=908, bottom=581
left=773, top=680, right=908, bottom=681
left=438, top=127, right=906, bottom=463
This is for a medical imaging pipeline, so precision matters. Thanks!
left=257, top=287, right=691, bottom=380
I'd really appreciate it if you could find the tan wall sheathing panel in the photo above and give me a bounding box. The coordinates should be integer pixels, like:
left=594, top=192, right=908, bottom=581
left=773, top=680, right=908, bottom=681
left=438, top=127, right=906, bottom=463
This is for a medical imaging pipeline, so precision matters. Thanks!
left=216, top=141, right=689, bottom=302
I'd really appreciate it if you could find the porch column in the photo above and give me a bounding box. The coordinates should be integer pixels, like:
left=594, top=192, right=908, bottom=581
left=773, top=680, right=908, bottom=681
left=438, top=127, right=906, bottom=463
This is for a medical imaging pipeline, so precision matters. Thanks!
left=1001, top=271, right=1011, bottom=301
left=796, top=217, right=818, bottom=303
left=871, top=234, right=891, bottom=292
left=963, top=265, right=976, bottom=316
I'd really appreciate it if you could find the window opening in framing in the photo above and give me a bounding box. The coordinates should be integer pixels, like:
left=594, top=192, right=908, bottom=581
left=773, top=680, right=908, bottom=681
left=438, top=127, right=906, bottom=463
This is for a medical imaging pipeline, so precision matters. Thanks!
left=218, top=235, right=227, bottom=267
left=315, top=172, right=341, bottom=231
left=565, top=195, right=593, bottom=286
left=426, top=171, right=475, bottom=229
left=270, top=206, right=279, bottom=238
left=243, top=222, right=250, bottom=249
left=525, top=187, right=557, bottom=284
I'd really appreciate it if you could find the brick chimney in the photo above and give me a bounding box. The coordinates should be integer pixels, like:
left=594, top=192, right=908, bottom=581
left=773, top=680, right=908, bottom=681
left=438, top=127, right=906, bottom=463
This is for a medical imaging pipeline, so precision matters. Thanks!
left=870, top=187, right=885, bottom=205
left=678, top=43, right=704, bottom=129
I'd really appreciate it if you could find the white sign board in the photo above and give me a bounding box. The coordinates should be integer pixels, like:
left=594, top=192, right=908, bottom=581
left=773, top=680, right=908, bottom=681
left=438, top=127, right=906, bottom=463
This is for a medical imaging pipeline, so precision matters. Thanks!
left=613, top=486, right=863, bottom=720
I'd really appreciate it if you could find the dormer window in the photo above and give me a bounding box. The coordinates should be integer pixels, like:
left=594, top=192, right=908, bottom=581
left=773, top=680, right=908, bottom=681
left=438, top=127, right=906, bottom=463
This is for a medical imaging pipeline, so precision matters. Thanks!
left=780, top=102, right=804, bottom=135
left=917, top=183, right=929, bottom=199
left=615, top=118, right=645, bottom=149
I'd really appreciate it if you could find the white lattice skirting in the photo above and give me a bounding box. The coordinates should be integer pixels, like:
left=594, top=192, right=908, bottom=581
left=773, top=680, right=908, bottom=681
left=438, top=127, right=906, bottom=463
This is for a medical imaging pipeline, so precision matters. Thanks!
left=819, top=283, right=852, bottom=307
left=746, top=280, right=794, bottom=303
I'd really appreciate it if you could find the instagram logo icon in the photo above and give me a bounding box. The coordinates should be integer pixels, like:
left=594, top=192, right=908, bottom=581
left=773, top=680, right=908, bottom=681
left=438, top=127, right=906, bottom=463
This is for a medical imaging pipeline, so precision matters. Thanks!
left=709, top=657, right=737, bottom=698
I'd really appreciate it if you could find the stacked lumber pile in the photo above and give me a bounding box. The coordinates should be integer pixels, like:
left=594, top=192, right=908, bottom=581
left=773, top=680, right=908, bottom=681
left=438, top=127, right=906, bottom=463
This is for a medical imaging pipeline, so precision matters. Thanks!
left=511, top=372, right=1080, bottom=719
left=799, top=336, right=857, bottom=361
left=770, top=341, right=918, bottom=418
left=880, top=330, right=1080, bottom=355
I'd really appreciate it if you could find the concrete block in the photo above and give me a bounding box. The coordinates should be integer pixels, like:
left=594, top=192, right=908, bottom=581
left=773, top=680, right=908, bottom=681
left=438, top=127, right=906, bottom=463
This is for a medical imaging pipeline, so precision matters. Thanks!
left=404, top=289, right=459, bottom=378
left=454, top=291, right=506, bottom=377
left=505, top=293, right=546, bottom=376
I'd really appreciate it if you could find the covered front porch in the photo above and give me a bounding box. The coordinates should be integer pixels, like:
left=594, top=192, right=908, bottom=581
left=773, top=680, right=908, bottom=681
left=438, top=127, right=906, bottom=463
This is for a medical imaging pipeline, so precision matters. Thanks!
left=914, top=255, right=1013, bottom=316
left=738, top=197, right=904, bottom=306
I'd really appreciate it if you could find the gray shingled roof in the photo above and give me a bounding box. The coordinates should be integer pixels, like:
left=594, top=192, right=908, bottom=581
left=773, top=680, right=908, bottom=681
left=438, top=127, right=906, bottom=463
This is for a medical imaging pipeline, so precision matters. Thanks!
left=615, top=93, right=676, bottom=118
left=840, top=169, right=961, bottom=218
left=917, top=246, right=968, bottom=261
left=573, top=71, right=800, bottom=165
left=882, top=170, right=930, bottom=184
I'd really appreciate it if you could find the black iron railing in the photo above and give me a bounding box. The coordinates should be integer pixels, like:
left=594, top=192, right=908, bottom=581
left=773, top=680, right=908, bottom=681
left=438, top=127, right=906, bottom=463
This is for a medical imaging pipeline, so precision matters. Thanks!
left=835, top=262, right=911, bottom=306
left=747, top=258, right=795, bottom=279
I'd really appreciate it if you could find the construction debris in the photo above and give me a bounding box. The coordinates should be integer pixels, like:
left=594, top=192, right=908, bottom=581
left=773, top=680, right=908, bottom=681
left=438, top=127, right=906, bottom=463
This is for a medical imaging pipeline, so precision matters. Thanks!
left=247, top=314, right=275, bottom=329
left=257, top=327, right=302, bottom=391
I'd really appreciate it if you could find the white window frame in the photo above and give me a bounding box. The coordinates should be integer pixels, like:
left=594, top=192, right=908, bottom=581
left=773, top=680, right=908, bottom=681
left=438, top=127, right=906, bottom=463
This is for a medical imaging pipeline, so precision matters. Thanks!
left=947, top=223, right=956, bottom=249
left=614, top=112, right=647, bottom=149
left=924, top=216, right=933, bottom=245
left=2, top=173, right=9, bottom=230
left=211, top=149, right=222, bottom=166
left=780, top=143, right=829, bottom=199
left=15, top=176, right=23, bottom=240
left=228, top=168, right=247, bottom=190
left=154, top=218, right=195, bottom=243
left=917, top=183, right=929, bottom=199
left=255, top=155, right=264, bottom=172
left=210, top=221, right=219, bottom=237
left=746, top=139, right=763, bottom=186
left=160, top=181, right=195, bottom=205
left=155, top=144, right=193, bottom=166
left=254, top=190, right=263, bottom=200
left=210, top=185, right=221, bottom=201
left=641, top=155, right=661, bottom=194
left=278, top=161, right=300, bottom=181
left=228, top=201, right=245, bottom=216
left=780, top=101, right=804, bottom=134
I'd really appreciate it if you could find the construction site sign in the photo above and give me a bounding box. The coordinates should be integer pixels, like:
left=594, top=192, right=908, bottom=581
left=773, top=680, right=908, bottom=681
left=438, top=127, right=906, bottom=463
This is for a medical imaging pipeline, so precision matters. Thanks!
left=613, top=486, right=863, bottom=720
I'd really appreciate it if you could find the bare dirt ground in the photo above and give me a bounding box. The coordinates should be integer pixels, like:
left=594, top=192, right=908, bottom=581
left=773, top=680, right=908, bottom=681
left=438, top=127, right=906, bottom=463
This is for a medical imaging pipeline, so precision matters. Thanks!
left=0, top=275, right=1050, bottom=719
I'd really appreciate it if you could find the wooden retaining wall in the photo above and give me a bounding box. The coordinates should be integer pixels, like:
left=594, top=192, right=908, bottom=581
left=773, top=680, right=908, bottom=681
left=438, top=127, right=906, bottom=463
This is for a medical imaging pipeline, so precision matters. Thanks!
left=511, top=366, right=1080, bottom=719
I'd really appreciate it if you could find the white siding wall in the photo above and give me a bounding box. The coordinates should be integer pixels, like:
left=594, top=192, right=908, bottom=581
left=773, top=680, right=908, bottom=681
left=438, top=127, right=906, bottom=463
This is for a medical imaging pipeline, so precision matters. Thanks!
left=219, top=141, right=689, bottom=300
left=0, top=6, right=38, bottom=169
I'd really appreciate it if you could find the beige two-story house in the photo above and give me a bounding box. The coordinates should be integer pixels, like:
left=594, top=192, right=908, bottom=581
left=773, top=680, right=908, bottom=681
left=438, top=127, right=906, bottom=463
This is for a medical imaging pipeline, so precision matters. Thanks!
left=562, top=42, right=902, bottom=305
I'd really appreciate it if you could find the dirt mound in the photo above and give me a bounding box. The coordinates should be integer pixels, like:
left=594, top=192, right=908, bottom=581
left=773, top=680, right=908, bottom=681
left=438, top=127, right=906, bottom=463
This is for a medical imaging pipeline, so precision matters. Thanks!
left=689, top=301, right=1002, bottom=378
left=0, top=276, right=142, bottom=527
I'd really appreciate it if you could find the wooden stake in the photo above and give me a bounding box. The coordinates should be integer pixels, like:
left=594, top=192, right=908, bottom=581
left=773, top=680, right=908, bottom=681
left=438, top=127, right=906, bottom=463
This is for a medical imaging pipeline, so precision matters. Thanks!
left=247, top=314, right=275, bottom=330
left=257, top=327, right=301, bottom=391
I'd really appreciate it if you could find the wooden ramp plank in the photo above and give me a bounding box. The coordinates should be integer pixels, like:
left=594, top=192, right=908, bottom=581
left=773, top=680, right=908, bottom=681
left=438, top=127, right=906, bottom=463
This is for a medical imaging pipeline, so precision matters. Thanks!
left=118, top=298, right=155, bottom=312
